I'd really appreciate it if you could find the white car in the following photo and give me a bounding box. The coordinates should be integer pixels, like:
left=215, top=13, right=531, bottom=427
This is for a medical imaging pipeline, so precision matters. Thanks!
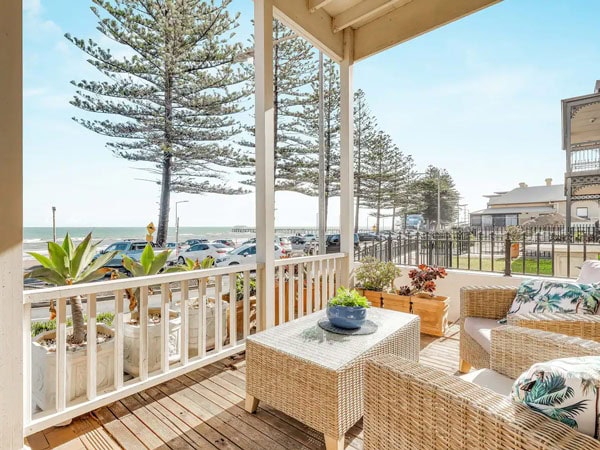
left=215, top=243, right=285, bottom=266
left=175, top=242, right=230, bottom=265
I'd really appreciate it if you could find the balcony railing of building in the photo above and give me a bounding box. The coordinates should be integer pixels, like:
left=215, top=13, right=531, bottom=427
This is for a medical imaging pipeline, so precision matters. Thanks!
left=570, top=147, right=600, bottom=173
left=23, top=252, right=345, bottom=436
left=356, top=226, right=600, bottom=278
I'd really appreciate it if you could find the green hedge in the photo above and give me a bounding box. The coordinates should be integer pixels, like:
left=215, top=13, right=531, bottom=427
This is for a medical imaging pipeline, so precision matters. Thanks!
left=31, top=312, right=115, bottom=337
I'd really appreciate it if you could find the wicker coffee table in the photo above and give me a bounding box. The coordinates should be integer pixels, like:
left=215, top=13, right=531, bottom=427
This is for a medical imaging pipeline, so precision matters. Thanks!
left=245, top=308, right=420, bottom=450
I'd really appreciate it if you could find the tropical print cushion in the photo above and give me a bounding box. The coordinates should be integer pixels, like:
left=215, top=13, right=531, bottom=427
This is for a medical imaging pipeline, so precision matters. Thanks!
left=508, top=280, right=600, bottom=316
left=511, top=356, right=600, bottom=438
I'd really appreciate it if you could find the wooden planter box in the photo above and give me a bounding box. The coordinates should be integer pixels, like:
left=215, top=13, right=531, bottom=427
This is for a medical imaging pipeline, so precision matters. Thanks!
left=410, top=294, right=449, bottom=337
left=357, top=289, right=411, bottom=313
left=510, top=243, right=520, bottom=258
left=381, top=292, right=411, bottom=313
left=222, top=294, right=257, bottom=338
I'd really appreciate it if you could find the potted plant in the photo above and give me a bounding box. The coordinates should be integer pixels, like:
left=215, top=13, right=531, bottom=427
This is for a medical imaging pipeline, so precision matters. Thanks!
left=326, top=287, right=369, bottom=329
left=24, top=233, right=119, bottom=411
left=119, top=244, right=185, bottom=376
left=354, top=257, right=408, bottom=312
left=506, top=225, right=524, bottom=258
left=180, top=257, right=231, bottom=355
left=398, top=264, right=449, bottom=336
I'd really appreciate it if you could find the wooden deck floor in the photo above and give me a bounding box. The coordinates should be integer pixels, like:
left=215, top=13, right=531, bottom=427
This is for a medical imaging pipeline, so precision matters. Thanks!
left=26, top=324, right=460, bottom=450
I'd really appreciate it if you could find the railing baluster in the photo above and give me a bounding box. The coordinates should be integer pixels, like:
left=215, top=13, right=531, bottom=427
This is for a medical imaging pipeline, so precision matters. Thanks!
left=23, top=302, right=32, bottom=425
left=228, top=274, right=237, bottom=346
left=56, top=297, right=67, bottom=412
left=278, top=265, right=285, bottom=325
left=243, top=271, right=250, bottom=338
left=160, top=283, right=170, bottom=373
left=139, top=286, right=149, bottom=381
left=288, top=264, right=294, bottom=321
left=328, top=258, right=334, bottom=298
left=536, top=233, right=541, bottom=276
left=214, top=275, right=223, bottom=353
left=307, top=261, right=314, bottom=314
left=298, top=263, right=304, bottom=318
left=86, top=294, right=97, bottom=401
left=180, top=280, right=189, bottom=365
left=199, top=277, right=207, bottom=358
left=315, top=260, right=322, bottom=311
left=114, top=290, right=124, bottom=390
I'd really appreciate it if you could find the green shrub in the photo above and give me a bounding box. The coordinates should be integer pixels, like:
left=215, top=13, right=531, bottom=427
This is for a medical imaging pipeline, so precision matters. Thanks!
left=328, top=287, right=369, bottom=308
left=31, top=312, right=115, bottom=337
left=355, top=257, right=401, bottom=292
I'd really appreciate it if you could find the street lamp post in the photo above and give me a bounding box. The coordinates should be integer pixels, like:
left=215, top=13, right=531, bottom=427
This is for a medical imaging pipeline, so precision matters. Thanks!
left=52, top=206, right=56, bottom=243
left=174, top=200, right=189, bottom=255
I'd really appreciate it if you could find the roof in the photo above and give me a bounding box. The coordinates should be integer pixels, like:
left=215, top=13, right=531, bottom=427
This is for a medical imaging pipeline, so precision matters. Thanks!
left=470, top=206, right=557, bottom=216
left=274, top=0, right=501, bottom=62
left=487, top=184, right=565, bottom=206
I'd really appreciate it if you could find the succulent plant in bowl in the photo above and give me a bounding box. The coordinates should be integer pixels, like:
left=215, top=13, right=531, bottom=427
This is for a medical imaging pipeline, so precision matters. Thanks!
left=326, top=287, right=369, bottom=329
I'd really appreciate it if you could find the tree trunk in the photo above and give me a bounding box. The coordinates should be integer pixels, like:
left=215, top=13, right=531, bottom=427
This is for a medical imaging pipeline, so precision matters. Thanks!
left=70, top=295, right=86, bottom=345
left=391, top=206, right=396, bottom=232
left=157, top=72, right=174, bottom=247
left=354, top=116, right=362, bottom=233
left=273, top=37, right=279, bottom=185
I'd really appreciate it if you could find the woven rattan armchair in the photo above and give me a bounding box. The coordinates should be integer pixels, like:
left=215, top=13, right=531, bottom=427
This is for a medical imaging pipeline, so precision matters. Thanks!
left=459, top=286, right=600, bottom=373
left=364, top=326, right=600, bottom=450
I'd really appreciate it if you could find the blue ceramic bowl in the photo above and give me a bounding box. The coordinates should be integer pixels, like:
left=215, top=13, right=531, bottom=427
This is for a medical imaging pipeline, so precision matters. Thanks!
left=326, top=305, right=367, bottom=329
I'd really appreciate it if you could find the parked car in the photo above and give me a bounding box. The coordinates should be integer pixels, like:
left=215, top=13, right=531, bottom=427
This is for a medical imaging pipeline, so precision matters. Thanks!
left=176, top=243, right=229, bottom=265
left=358, top=232, right=381, bottom=242
left=213, top=239, right=235, bottom=248
left=183, top=238, right=209, bottom=247
left=215, top=243, right=285, bottom=266
left=326, top=234, right=360, bottom=253
left=242, top=237, right=256, bottom=245
left=96, top=240, right=161, bottom=268
left=289, top=236, right=306, bottom=245
left=303, top=233, right=318, bottom=242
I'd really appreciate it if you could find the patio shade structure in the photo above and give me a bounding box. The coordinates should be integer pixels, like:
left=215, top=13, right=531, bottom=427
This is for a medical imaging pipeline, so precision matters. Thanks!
left=0, top=0, right=500, bottom=447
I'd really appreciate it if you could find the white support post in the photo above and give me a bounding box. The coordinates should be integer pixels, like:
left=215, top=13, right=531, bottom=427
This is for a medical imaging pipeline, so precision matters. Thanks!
left=0, top=1, right=24, bottom=447
left=254, top=0, right=276, bottom=330
left=339, top=28, right=355, bottom=287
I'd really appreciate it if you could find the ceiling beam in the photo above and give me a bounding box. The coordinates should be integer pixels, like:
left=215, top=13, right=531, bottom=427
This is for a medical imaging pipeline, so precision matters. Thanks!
left=274, top=0, right=344, bottom=62
left=353, top=0, right=501, bottom=61
left=308, top=0, right=336, bottom=13
left=333, top=0, right=412, bottom=33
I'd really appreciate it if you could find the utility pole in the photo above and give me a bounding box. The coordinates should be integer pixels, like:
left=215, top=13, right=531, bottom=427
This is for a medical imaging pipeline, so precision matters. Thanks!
left=436, top=169, right=441, bottom=231
left=52, top=206, right=56, bottom=242
left=174, top=200, right=189, bottom=254
left=318, top=51, right=326, bottom=255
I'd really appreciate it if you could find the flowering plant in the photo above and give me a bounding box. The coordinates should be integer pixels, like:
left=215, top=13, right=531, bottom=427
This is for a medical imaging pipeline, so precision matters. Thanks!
left=397, top=264, right=447, bottom=296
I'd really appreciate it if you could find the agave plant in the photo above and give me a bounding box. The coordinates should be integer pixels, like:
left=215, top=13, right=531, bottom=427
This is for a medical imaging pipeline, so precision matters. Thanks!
left=24, top=233, right=119, bottom=345
left=120, top=244, right=185, bottom=312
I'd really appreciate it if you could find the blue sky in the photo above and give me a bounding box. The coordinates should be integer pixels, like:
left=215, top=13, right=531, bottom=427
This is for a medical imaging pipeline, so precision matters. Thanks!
left=22, top=0, right=600, bottom=228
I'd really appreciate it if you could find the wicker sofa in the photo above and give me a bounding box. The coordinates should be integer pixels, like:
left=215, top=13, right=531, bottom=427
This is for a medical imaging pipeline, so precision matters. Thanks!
left=459, top=285, right=600, bottom=373
left=364, top=326, right=600, bottom=450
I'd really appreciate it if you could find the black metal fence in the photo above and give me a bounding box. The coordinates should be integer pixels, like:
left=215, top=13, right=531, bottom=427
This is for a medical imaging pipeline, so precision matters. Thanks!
left=355, top=226, right=600, bottom=278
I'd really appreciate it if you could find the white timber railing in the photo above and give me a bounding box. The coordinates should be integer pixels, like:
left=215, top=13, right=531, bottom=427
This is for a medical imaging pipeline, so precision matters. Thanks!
left=22, top=252, right=347, bottom=435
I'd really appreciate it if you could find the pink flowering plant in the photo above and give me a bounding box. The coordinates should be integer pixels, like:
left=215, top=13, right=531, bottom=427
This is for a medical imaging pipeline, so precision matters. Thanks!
left=397, top=264, right=447, bottom=296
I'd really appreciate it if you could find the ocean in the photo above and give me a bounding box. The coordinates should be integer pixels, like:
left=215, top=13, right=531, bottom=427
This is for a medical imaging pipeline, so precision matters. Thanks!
left=23, top=226, right=255, bottom=261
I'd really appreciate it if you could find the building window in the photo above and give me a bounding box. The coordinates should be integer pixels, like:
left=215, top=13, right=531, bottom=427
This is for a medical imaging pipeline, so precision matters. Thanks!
left=493, top=216, right=506, bottom=227
left=505, top=215, right=518, bottom=226
left=470, top=215, right=482, bottom=226
left=576, top=207, right=589, bottom=218
left=482, top=215, right=492, bottom=227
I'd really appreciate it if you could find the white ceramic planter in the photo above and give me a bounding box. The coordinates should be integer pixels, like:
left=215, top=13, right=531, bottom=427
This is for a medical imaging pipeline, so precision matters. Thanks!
left=31, top=324, right=115, bottom=412
left=187, top=299, right=229, bottom=356
left=123, top=308, right=181, bottom=377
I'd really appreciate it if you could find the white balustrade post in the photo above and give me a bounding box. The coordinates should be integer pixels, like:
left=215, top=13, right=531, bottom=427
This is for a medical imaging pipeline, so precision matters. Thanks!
left=254, top=0, right=276, bottom=330
left=0, top=1, right=25, bottom=447
left=339, top=28, right=355, bottom=288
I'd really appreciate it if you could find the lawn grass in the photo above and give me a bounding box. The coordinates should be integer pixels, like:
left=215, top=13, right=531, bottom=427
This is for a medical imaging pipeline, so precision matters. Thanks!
left=452, top=256, right=553, bottom=276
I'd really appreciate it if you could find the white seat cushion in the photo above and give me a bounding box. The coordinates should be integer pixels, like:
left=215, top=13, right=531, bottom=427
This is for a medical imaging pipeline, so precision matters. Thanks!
left=459, top=368, right=514, bottom=396
left=577, top=260, right=600, bottom=284
left=463, top=317, right=503, bottom=354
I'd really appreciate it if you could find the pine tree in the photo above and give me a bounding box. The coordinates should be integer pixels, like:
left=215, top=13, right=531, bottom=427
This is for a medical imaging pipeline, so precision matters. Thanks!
left=415, top=166, right=460, bottom=230
left=353, top=89, right=378, bottom=233
left=67, top=0, right=250, bottom=245
left=239, top=20, right=317, bottom=192
left=291, top=56, right=341, bottom=228
left=360, top=131, right=400, bottom=231
left=386, top=154, right=416, bottom=231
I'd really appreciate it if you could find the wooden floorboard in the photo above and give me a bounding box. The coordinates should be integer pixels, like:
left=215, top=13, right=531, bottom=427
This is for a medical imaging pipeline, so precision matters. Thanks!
left=26, top=327, right=460, bottom=450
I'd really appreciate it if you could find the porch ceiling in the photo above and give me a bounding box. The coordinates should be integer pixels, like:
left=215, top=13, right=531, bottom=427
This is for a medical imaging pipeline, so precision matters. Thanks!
left=274, top=0, right=502, bottom=62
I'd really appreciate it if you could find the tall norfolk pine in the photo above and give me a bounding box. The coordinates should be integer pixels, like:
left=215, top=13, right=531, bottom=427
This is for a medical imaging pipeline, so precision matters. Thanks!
left=67, top=0, right=250, bottom=245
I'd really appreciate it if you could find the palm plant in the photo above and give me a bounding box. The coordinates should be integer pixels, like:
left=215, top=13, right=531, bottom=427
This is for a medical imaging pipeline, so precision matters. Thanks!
left=24, top=233, right=119, bottom=345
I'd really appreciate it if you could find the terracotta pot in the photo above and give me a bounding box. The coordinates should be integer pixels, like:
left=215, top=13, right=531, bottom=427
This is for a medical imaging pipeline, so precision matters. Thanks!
left=510, top=243, right=520, bottom=258
left=381, top=292, right=411, bottom=313
left=410, top=294, right=449, bottom=337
